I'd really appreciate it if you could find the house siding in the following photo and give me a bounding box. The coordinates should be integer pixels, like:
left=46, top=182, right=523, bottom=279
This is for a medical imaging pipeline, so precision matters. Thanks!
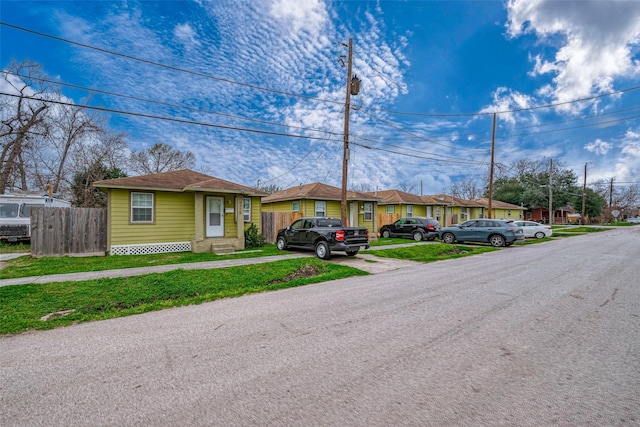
left=110, top=189, right=195, bottom=245
left=243, top=196, right=262, bottom=231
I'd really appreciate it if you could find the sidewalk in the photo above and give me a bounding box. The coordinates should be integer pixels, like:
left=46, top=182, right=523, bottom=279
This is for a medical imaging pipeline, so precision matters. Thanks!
left=0, top=242, right=428, bottom=287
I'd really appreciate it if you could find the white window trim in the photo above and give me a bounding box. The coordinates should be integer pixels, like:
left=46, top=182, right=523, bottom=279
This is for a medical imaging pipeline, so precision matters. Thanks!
left=243, top=198, right=251, bottom=222
left=131, top=192, right=154, bottom=223
left=315, top=201, right=326, bottom=217
left=292, top=201, right=300, bottom=212
left=407, top=205, right=413, bottom=217
left=364, top=202, right=372, bottom=222
left=386, top=205, right=394, bottom=214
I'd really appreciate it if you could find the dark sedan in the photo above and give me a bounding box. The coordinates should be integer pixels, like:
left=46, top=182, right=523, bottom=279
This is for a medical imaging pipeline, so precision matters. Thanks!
left=439, top=219, right=524, bottom=247
left=379, top=217, right=441, bottom=241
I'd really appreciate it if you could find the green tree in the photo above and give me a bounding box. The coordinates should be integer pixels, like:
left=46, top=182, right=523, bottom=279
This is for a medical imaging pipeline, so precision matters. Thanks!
left=71, top=163, right=126, bottom=207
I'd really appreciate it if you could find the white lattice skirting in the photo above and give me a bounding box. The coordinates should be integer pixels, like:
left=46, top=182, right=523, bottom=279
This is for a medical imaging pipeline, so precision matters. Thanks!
left=110, top=242, right=192, bottom=256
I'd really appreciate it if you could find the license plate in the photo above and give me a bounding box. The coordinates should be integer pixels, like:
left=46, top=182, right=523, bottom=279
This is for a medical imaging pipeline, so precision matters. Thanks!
left=354, top=231, right=359, bottom=235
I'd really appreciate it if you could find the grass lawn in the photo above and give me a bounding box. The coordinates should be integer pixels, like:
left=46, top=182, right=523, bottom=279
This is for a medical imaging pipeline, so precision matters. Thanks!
left=366, top=242, right=498, bottom=262
left=0, top=258, right=367, bottom=335
left=0, top=245, right=287, bottom=280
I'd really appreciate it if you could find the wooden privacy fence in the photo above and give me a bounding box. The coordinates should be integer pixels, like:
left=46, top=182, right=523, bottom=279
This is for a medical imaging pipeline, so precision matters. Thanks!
left=261, top=211, right=303, bottom=243
left=30, top=207, right=107, bottom=257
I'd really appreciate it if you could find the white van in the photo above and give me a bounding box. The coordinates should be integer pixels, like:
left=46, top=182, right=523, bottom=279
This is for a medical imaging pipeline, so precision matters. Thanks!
left=0, top=194, right=71, bottom=242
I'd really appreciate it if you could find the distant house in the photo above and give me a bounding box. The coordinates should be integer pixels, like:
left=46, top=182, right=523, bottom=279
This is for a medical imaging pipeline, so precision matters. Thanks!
left=261, top=182, right=380, bottom=236
left=93, top=169, right=267, bottom=255
left=365, top=189, right=427, bottom=217
left=473, top=198, right=526, bottom=221
left=422, top=195, right=525, bottom=225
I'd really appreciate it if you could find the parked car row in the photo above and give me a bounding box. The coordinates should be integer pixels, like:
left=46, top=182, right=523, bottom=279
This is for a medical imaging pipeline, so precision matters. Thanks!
left=276, top=216, right=555, bottom=259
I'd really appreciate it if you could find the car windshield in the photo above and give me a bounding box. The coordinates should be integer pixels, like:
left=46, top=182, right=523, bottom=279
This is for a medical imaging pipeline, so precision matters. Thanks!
left=0, top=203, right=19, bottom=218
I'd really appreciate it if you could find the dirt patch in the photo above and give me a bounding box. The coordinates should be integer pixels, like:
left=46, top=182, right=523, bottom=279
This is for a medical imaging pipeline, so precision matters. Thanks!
left=443, top=247, right=469, bottom=255
left=269, top=264, right=321, bottom=285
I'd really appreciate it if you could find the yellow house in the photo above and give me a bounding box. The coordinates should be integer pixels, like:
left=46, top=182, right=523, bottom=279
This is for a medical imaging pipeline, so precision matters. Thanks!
left=93, top=169, right=267, bottom=255
left=473, top=198, right=525, bottom=221
left=364, top=189, right=433, bottom=233
left=261, top=182, right=380, bottom=235
left=423, top=195, right=525, bottom=225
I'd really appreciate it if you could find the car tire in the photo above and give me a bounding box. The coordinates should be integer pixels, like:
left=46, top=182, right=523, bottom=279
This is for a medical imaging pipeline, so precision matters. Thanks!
left=442, top=232, right=456, bottom=244
left=382, top=229, right=391, bottom=238
left=490, top=235, right=505, bottom=247
left=315, top=241, right=331, bottom=260
left=534, top=231, right=545, bottom=239
left=345, top=250, right=358, bottom=256
left=276, top=236, right=287, bottom=250
left=412, top=231, right=423, bottom=241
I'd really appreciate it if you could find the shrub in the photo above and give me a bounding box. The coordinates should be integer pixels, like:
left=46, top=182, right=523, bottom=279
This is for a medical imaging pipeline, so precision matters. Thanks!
left=244, top=223, right=266, bottom=248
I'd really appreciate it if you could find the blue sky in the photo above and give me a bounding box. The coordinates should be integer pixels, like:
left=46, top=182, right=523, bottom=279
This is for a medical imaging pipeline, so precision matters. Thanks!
left=2, top=0, right=640, bottom=195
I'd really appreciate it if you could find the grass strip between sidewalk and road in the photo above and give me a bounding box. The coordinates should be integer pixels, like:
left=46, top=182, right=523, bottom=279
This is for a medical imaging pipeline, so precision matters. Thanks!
left=0, top=258, right=367, bottom=335
left=366, top=243, right=498, bottom=262
left=0, top=245, right=286, bottom=279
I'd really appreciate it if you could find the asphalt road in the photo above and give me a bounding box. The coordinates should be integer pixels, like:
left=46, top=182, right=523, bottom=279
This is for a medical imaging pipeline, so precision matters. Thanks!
left=1, top=228, right=639, bottom=426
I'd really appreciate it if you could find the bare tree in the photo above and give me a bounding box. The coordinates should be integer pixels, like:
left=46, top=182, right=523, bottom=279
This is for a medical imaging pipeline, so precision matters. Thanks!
left=397, top=183, right=417, bottom=194
left=129, top=142, right=195, bottom=175
left=69, top=129, right=129, bottom=207
left=448, top=178, right=483, bottom=199
left=349, top=182, right=373, bottom=193
left=0, top=60, right=52, bottom=193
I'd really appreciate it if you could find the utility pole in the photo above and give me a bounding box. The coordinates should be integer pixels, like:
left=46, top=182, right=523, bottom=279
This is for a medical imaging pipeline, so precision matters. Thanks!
left=581, top=163, right=587, bottom=224
left=609, top=177, right=614, bottom=207
left=340, top=38, right=360, bottom=225
left=548, top=158, right=553, bottom=225
left=488, top=113, right=496, bottom=219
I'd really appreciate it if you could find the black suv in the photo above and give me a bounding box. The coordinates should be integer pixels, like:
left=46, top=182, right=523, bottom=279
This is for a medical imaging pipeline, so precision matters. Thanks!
left=379, top=217, right=441, bottom=241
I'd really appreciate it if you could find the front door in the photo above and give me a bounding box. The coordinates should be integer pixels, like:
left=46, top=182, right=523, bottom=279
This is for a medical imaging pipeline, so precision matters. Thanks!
left=206, top=196, right=224, bottom=237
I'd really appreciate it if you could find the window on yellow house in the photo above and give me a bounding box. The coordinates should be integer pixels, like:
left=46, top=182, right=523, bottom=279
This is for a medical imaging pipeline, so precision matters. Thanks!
left=243, top=198, right=251, bottom=222
left=292, top=201, right=300, bottom=212
left=364, top=202, right=372, bottom=221
left=131, top=192, right=153, bottom=223
left=407, top=205, right=413, bottom=217
left=386, top=205, right=394, bottom=214
left=315, top=201, right=326, bottom=217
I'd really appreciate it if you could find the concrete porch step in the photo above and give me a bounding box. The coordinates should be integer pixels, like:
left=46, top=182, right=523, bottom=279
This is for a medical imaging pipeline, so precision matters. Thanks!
left=210, top=243, right=235, bottom=255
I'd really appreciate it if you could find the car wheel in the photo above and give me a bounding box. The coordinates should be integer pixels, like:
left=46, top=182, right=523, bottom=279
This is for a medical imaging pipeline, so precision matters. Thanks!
left=345, top=250, right=358, bottom=256
left=490, top=235, right=505, bottom=247
left=534, top=231, right=545, bottom=239
left=315, top=241, right=331, bottom=260
left=382, top=229, right=391, bottom=238
left=412, top=231, right=423, bottom=241
left=276, top=236, right=287, bottom=250
left=442, top=232, right=456, bottom=244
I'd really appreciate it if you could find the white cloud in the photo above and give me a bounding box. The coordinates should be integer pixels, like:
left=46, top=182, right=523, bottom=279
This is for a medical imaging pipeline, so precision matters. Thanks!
left=584, top=138, right=612, bottom=155
left=507, top=0, right=640, bottom=109
left=269, top=0, right=329, bottom=37
left=615, top=130, right=640, bottom=182
left=174, top=23, right=201, bottom=48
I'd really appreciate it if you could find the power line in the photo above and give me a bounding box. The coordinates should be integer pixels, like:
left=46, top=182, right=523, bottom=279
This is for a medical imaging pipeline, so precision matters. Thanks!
left=0, top=91, right=344, bottom=143
left=14, top=73, right=344, bottom=138
left=0, top=21, right=345, bottom=107
left=5, top=21, right=640, bottom=121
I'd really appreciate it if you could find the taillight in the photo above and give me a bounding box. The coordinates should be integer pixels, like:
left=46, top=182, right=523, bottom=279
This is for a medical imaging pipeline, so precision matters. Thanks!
left=366, top=230, right=369, bottom=239
left=336, top=230, right=345, bottom=241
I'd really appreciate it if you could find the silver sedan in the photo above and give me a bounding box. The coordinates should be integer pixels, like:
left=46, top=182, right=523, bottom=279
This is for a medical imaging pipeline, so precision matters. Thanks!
left=510, top=220, right=553, bottom=238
